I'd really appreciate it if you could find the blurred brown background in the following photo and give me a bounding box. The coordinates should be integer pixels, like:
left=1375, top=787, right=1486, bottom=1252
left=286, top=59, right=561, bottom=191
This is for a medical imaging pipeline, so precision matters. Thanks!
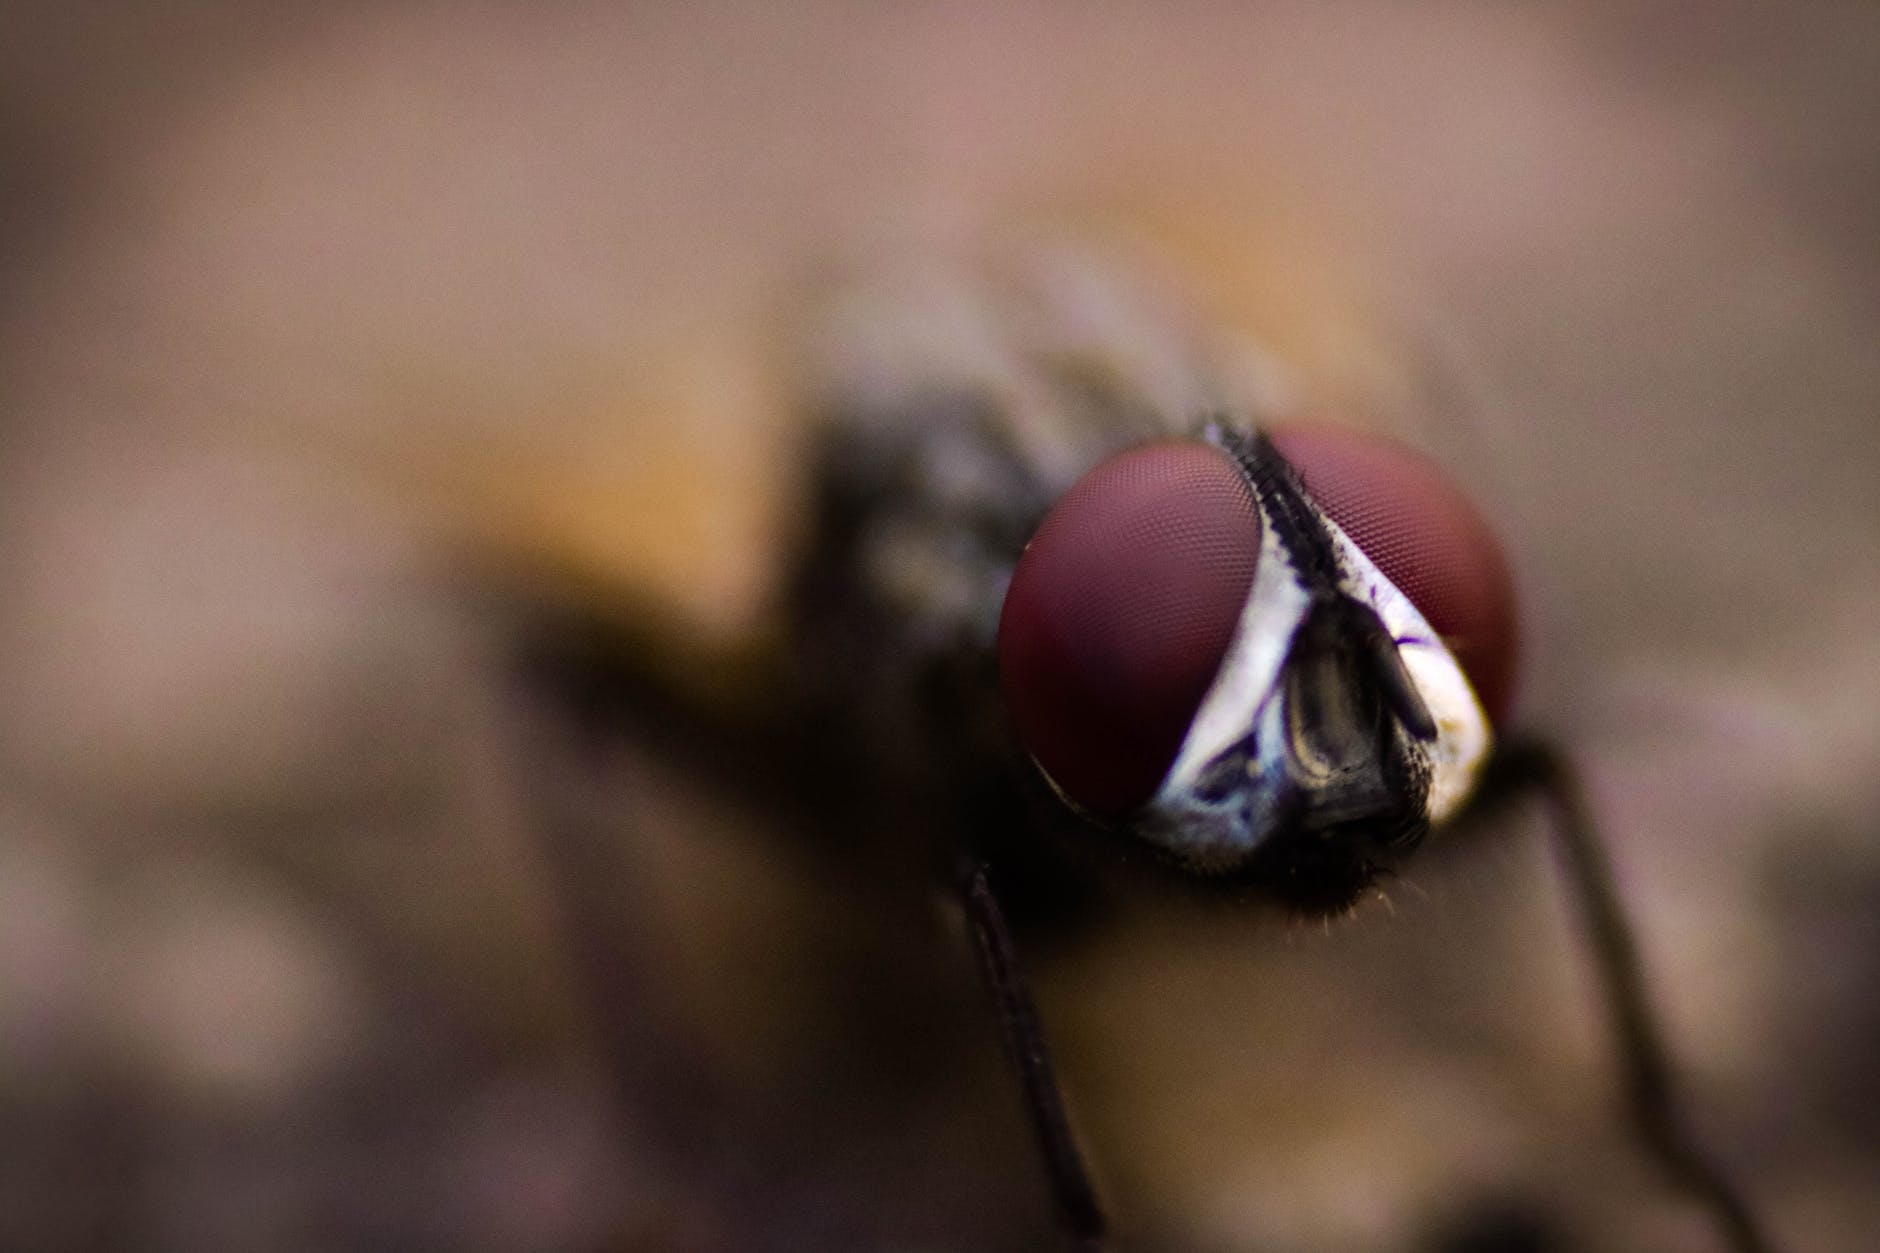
left=2, top=3, right=1877, bottom=1251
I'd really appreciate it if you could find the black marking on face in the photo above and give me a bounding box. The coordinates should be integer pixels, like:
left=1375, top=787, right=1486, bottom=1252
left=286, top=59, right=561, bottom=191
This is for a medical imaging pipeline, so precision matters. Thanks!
left=1216, top=427, right=1345, bottom=588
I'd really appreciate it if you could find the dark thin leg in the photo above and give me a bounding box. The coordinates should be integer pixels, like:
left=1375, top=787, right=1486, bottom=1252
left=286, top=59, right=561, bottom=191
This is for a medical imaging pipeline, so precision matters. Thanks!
left=1476, top=737, right=1776, bottom=1253
left=958, top=861, right=1109, bottom=1252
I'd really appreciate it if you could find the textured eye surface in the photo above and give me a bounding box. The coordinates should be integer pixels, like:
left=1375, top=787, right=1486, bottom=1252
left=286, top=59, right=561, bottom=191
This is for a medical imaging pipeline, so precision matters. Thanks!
left=998, top=442, right=1261, bottom=817
left=1272, top=426, right=1520, bottom=724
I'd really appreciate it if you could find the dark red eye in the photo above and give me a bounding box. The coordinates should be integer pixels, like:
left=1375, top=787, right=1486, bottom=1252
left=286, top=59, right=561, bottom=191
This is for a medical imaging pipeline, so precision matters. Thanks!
left=1271, top=425, right=1520, bottom=724
left=998, top=442, right=1261, bottom=817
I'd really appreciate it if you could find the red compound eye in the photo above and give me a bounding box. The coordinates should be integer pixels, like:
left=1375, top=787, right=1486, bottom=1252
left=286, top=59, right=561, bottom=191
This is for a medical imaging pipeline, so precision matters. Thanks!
left=1271, top=425, right=1520, bottom=724
left=998, top=442, right=1262, bottom=817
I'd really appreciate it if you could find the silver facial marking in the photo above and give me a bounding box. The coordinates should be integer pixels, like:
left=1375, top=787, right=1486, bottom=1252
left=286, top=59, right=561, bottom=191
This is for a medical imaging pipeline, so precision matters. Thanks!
left=1138, top=424, right=1493, bottom=874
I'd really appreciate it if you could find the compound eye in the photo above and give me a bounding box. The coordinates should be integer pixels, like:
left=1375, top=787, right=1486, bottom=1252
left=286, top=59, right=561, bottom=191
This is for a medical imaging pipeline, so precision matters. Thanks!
left=1271, top=426, right=1520, bottom=724
left=999, top=442, right=1261, bottom=817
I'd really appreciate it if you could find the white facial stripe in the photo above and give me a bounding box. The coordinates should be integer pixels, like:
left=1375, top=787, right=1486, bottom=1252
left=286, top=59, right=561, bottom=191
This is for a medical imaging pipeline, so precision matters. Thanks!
left=1318, top=515, right=1492, bottom=824
left=1158, top=509, right=1309, bottom=801
left=1145, top=460, right=1494, bottom=862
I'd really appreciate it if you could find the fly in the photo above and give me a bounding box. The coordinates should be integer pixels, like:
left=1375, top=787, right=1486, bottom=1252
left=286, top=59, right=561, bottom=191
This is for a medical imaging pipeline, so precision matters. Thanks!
left=514, top=247, right=1774, bottom=1252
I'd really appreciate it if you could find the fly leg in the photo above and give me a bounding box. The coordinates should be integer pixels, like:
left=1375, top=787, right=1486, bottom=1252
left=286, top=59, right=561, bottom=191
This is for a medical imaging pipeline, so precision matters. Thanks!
left=1465, top=736, right=1776, bottom=1253
left=957, top=860, right=1109, bottom=1253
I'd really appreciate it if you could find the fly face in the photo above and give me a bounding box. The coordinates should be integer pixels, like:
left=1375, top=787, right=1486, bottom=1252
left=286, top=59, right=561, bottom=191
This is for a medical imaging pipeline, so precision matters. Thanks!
left=998, top=421, right=1508, bottom=911
left=796, top=252, right=1516, bottom=910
